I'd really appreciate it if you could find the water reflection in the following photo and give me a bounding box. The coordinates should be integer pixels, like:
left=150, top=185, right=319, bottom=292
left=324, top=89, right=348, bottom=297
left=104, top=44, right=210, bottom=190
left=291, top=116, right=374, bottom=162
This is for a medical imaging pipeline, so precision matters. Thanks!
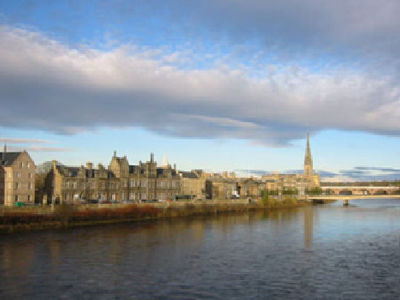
left=303, top=206, right=313, bottom=250
left=1, top=200, right=400, bottom=299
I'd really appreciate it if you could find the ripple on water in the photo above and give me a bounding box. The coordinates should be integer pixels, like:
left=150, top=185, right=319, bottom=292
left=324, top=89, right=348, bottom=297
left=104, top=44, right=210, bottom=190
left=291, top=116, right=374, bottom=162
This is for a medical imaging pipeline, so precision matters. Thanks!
left=1, top=203, right=400, bottom=299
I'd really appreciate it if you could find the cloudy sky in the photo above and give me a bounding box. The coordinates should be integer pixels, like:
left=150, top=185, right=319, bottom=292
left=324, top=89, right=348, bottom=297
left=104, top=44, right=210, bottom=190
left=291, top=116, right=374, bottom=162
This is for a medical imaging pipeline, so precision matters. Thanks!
left=1, top=0, right=400, bottom=181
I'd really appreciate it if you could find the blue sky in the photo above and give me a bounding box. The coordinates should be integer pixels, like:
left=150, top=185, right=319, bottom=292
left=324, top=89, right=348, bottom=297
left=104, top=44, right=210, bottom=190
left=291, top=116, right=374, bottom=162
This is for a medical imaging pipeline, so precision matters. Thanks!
left=1, top=0, right=400, bottom=181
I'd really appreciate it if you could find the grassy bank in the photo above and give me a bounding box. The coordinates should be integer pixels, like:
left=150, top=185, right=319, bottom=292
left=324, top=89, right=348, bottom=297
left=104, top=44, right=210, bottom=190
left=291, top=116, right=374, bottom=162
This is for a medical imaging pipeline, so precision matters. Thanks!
left=0, top=199, right=307, bottom=233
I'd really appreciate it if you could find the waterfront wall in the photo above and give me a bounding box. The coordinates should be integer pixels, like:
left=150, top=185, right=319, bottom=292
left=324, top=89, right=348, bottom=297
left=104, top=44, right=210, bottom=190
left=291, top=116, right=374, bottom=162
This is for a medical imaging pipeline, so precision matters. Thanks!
left=0, top=199, right=305, bottom=233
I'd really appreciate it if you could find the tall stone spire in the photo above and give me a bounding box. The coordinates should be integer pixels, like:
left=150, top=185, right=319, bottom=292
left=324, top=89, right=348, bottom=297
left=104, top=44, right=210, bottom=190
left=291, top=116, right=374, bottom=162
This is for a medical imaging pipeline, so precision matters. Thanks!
left=162, top=153, right=169, bottom=168
left=304, top=133, right=313, bottom=178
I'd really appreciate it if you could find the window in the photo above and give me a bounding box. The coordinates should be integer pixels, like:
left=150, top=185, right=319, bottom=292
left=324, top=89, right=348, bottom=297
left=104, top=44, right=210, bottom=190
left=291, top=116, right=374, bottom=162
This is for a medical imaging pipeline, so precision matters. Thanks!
left=15, top=195, right=19, bottom=202
left=15, top=182, right=19, bottom=189
left=16, top=172, right=21, bottom=178
left=28, top=195, right=31, bottom=202
left=28, top=173, right=33, bottom=179
left=28, top=183, right=32, bottom=190
left=130, top=180, right=135, bottom=187
left=27, top=162, right=30, bottom=168
left=20, top=162, right=23, bottom=168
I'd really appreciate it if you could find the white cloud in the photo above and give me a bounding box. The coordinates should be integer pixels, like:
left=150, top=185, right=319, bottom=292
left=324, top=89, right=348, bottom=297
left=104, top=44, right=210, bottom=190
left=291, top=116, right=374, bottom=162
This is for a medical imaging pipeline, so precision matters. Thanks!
left=0, top=138, right=53, bottom=144
left=0, top=26, right=400, bottom=146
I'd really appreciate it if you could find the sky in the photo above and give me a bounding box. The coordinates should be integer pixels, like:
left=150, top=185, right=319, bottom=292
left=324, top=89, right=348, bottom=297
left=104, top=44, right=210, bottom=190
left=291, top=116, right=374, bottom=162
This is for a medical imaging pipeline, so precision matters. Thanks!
left=1, top=0, right=400, bottom=181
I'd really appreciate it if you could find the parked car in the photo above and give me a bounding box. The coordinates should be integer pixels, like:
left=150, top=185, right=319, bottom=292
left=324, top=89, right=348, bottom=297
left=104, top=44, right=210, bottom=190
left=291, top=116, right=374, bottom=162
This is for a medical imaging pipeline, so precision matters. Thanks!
left=123, top=199, right=133, bottom=204
left=142, top=199, right=158, bottom=203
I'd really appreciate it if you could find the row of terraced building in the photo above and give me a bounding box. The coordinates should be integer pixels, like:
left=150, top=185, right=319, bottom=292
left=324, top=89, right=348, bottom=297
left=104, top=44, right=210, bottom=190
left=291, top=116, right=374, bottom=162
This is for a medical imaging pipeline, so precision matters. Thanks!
left=1, top=134, right=320, bottom=206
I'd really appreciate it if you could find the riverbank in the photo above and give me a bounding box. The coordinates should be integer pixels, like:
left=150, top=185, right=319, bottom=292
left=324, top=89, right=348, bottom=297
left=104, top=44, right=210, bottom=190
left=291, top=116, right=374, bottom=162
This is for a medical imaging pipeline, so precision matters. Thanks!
left=0, top=199, right=309, bottom=233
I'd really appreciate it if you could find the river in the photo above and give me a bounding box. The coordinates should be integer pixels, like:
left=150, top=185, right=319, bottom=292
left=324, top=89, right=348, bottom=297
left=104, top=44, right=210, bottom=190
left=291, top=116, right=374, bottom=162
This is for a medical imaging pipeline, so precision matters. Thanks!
left=1, top=199, right=400, bottom=299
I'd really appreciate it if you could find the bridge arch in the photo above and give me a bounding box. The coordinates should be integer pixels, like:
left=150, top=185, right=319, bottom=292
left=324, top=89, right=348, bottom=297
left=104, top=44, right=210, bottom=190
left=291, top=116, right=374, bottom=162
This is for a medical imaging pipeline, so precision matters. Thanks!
left=339, top=190, right=352, bottom=195
left=374, top=190, right=388, bottom=195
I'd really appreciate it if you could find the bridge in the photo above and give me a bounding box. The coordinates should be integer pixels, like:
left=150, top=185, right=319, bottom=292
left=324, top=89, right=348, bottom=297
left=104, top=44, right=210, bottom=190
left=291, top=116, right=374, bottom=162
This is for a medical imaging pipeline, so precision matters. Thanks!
left=308, top=194, right=400, bottom=206
left=321, top=186, right=400, bottom=196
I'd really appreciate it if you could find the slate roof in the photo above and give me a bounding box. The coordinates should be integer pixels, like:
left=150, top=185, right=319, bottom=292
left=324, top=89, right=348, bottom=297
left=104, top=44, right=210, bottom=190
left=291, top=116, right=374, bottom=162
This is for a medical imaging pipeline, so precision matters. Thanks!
left=180, top=171, right=199, bottom=179
left=56, top=165, right=80, bottom=177
left=57, top=165, right=116, bottom=178
left=157, top=168, right=177, bottom=176
left=0, top=152, right=22, bottom=166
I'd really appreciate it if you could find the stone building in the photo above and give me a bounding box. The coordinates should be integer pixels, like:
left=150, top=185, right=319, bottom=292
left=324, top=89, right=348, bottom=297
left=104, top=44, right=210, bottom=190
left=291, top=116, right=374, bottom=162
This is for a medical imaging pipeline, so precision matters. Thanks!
left=206, top=176, right=238, bottom=200
left=262, top=173, right=304, bottom=194
left=179, top=169, right=207, bottom=200
left=45, top=152, right=180, bottom=204
left=238, top=178, right=263, bottom=198
left=261, top=134, right=320, bottom=194
left=0, top=147, right=36, bottom=206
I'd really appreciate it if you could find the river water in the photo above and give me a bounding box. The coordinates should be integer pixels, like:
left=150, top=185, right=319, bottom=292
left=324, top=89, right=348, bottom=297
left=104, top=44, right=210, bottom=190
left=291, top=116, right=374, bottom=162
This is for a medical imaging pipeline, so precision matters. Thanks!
left=1, top=199, right=400, bottom=299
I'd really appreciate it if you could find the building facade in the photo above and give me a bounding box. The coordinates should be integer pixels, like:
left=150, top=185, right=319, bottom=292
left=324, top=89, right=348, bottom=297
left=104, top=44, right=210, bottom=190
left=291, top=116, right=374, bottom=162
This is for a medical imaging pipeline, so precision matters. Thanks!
left=261, top=134, right=320, bottom=195
left=179, top=170, right=207, bottom=200
left=45, top=152, right=181, bottom=204
left=0, top=148, right=36, bottom=206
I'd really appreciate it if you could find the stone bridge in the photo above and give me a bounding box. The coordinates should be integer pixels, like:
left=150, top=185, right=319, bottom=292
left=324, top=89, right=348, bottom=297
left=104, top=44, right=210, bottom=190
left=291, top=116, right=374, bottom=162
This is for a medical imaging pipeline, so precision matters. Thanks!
left=321, top=186, right=400, bottom=195
left=308, top=194, right=400, bottom=206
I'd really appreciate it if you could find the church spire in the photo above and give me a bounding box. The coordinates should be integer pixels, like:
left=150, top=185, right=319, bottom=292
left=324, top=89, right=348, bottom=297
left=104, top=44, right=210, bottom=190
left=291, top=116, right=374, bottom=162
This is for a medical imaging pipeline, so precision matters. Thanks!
left=304, top=133, right=313, bottom=177
left=162, top=153, right=169, bottom=168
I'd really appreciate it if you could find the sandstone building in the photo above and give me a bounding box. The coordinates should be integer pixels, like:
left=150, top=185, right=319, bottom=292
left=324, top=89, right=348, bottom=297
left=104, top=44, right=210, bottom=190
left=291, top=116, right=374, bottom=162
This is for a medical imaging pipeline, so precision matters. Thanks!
left=45, top=152, right=180, bottom=204
left=0, top=147, right=36, bottom=206
left=262, top=134, right=320, bottom=194
left=179, top=169, right=207, bottom=200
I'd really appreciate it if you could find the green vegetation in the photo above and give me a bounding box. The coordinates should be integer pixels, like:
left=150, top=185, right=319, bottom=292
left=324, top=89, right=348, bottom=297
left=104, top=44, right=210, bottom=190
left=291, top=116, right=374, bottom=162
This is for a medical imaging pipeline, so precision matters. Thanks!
left=306, top=187, right=323, bottom=195
left=282, top=188, right=298, bottom=195
left=260, top=189, right=299, bottom=208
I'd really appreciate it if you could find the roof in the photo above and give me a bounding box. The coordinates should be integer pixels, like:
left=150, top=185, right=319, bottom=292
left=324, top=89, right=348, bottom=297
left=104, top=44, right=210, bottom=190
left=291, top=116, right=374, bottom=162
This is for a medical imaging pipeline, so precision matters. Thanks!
left=56, top=165, right=80, bottom=177
left=180, top=171, right=199, bottom=179
left=157, top=168, right=177, bottom=177
left=57, top=165, right=116, bottom=178
left=0, top=152, right=22, bottom=166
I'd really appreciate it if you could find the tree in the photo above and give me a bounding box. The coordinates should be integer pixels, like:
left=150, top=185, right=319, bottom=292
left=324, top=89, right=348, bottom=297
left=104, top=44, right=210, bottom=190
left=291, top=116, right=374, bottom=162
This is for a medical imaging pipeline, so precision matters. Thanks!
left=306, top=187, right=323, bottom=195
left=282, top=187, right=298, bottom=195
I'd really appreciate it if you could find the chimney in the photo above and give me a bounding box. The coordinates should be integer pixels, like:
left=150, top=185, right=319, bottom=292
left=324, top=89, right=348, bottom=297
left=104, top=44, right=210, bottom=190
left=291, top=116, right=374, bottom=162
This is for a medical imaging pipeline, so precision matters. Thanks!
left=150, top=153, right=154, bottom=163
left=113, top=150, right=117, bottom=157
left=86, top=162, right=93, bottom=170
left=1, top=144, right=6, bottom=164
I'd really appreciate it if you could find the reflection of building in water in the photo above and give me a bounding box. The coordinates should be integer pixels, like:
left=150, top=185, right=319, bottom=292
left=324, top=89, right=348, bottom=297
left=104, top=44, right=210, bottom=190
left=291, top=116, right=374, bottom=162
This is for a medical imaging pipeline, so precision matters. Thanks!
left=303, top=206, right=313, bottom=250
left=49, top=240, right=62, bottom=267
left=1, top=243, right=35, bottom=277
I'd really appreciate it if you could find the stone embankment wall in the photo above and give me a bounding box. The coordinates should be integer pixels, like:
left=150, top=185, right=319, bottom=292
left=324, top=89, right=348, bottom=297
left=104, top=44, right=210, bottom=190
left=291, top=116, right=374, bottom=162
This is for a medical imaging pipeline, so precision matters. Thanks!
left=0, top=198, right=305, bottom=233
